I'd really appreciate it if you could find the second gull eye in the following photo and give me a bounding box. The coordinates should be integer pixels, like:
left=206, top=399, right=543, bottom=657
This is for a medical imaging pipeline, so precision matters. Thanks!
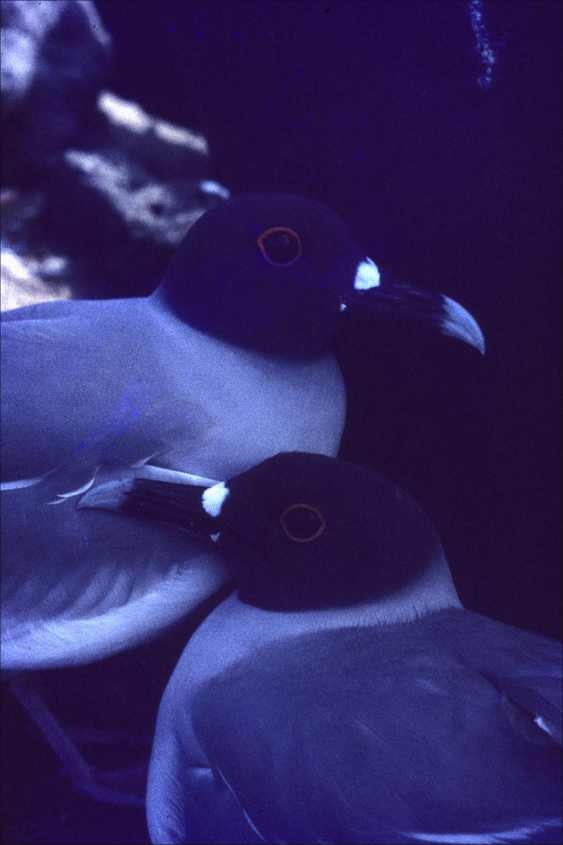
left=279, top=503, right=326, bottom=543
left=257, top=227, right=302, bottom=266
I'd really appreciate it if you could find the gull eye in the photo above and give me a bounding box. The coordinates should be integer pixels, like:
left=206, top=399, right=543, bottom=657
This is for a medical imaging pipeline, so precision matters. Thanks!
left=279, top=503, right=326, bottom=543
left=257, top=227, right=302, bottom=266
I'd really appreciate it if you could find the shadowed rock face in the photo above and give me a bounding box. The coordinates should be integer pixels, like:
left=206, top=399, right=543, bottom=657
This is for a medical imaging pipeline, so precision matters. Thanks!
left=0, top=2, right=229, bottom=307
left=0, top=138, right=221, bottom=305
left=1, top=0, right=111, bottom=159
left=1, top=4, right=226, bottom=307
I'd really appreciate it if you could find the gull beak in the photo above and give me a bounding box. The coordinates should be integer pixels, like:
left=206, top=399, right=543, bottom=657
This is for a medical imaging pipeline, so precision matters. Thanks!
left=345, top=258, right=485, bottom=355
left=78, top=466, right=228, bottom=542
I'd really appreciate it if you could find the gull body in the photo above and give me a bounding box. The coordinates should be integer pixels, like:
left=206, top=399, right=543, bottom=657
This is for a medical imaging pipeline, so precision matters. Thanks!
left=82, top=453, right=561, bottom=844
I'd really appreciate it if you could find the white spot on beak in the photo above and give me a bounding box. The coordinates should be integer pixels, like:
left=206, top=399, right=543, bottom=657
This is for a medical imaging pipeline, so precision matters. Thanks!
left=210, top=532, right=221, bottom=543
left=339, top=301, right=347, bottom=313
left=354, top=257, right=381, bottom=291
left=202, top=482, right=230, bottom=518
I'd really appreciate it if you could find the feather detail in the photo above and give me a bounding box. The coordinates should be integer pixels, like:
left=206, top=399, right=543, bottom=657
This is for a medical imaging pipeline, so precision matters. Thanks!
left=78, top=475, right=217, bottom=538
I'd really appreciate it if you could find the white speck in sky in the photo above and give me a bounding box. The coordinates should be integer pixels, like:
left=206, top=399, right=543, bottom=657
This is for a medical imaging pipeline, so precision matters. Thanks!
left=468, top=0, right=496, bottom=89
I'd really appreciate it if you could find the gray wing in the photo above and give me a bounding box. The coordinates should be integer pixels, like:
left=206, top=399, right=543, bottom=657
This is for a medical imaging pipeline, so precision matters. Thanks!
left=190, top=619, right=562, bottom=844
left=1, top=298, right=172, bottom=480
left=1, top=298, right=230, bottom=670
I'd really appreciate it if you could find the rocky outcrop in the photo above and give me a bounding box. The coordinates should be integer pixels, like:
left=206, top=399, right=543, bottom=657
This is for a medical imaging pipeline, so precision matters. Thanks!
left=37, top=92, right=227, bottom=298
left=1, top=2, right=228, bottom=310
left=2, top=0, right=111, bottom=168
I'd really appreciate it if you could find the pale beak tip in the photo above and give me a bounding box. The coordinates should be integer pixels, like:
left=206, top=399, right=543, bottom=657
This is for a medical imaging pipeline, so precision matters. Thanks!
left=441, top=295, right=486, bottom=355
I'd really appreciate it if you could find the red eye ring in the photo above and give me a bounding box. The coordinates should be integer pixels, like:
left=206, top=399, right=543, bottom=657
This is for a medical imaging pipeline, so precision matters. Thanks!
left=279, top=503, right=326, bottom=543
left=257, top=226, right=303, bottom=266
